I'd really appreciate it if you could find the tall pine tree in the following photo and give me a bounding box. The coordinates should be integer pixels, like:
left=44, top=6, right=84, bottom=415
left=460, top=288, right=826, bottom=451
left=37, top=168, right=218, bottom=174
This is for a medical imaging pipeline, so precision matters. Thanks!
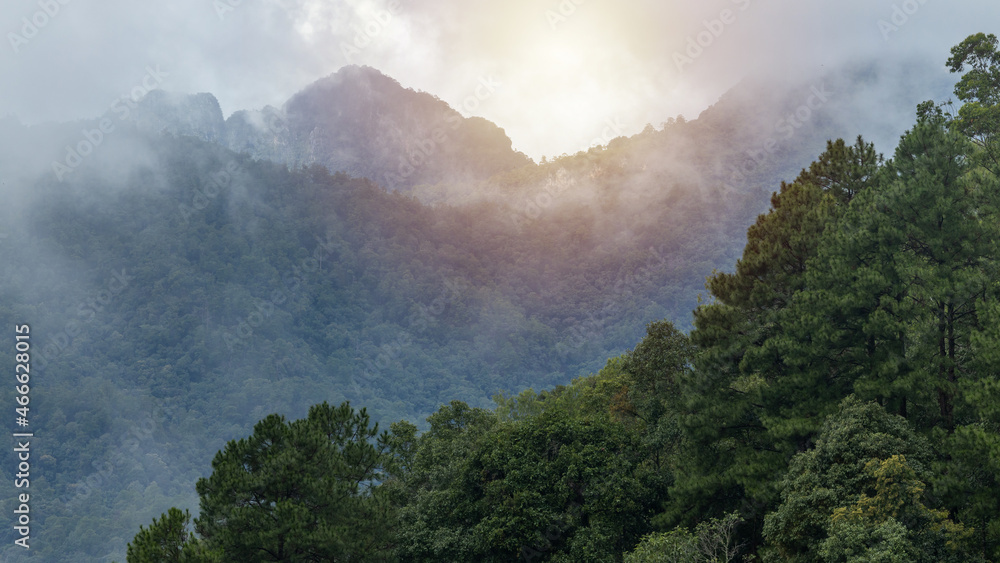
left=674, top=137, right=882, bottom=543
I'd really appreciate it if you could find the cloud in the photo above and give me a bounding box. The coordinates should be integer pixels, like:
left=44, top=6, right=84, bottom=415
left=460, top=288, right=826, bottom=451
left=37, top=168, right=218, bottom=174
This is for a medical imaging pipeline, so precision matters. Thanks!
left=1, top=0, right=997, bottom=159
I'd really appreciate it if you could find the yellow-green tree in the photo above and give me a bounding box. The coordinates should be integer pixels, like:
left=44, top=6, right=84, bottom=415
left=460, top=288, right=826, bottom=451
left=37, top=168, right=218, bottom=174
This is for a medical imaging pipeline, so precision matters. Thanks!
left=820, top=455, right=977, bottom=563
left=762, top=397, right=934, bottom=562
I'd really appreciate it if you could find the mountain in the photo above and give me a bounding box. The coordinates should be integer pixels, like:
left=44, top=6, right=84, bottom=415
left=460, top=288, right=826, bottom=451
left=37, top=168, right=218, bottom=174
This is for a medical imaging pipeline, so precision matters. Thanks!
left=0, top=58, right=952, bottom=561
left=128, top=65, right=533, bottom=193
left=130, top=90, right=227, bottom=143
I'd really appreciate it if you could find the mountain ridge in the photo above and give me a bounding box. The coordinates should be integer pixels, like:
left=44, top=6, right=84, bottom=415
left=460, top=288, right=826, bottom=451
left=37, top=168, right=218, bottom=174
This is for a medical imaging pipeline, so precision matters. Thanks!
left=122, top=64, right=533, bottom=194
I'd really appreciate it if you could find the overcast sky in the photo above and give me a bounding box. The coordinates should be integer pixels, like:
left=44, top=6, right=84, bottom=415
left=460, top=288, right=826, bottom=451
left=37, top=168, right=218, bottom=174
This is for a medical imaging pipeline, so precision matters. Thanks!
left=1, top=0, right=997, bottom=159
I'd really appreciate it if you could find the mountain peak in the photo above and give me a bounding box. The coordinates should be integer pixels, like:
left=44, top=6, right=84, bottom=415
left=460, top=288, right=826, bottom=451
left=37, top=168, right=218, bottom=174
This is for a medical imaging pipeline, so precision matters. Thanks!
left=129, top=89, right=226, bottom=143
left=299, top=65, right=406, bottom=99
left=228, top=66, right=530, bottom=193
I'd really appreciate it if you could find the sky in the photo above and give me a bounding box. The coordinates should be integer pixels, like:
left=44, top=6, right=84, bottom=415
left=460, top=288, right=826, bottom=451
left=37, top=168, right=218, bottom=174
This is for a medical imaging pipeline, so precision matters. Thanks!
left=1, top=0, right=997, bottom=160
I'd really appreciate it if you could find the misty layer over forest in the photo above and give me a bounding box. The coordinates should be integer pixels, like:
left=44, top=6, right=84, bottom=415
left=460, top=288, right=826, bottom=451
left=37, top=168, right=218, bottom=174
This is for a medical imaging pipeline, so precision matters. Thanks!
left=0, top=39, right=986, bottom=562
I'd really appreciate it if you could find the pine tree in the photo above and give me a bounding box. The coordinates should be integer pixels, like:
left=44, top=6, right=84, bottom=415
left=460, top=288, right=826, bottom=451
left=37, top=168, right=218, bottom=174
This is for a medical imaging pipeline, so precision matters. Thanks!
left=775, top=109, right=992, bottom=431
left=194, top=401, right=399, bottom=561
left=125, top=508, right=217, bottom=563
left=673, top=138, right=881, bottom=539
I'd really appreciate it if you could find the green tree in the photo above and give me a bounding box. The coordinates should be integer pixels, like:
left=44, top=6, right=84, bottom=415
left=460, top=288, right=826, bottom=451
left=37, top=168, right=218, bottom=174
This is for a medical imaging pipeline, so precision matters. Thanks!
left=625, top=528, right=699, bottom=563
left=125, top=508, right=217, bottom=563
left=622, top=320, right=693, bottom=427
left=625, top=513, right=741, bottom=563
left=947, top=32, right=1000, bottom=174
left=393, top=401, right=498, bottom=562
left=762, top=397, right=935, bottom=562
left=673, top=138, right=881, bottom=541
left=928, top=266, right=1000, bottom=560
left=468, top=412, right=655, bottom=562
left=396, top=400, right=661, bottom=562
left=819, top=455, right=978, bottom=563
left=617, top=320, right=694, bottom=485
left=773, top=108, right=995, bottom=432
left=795, top=136, right=883, bottom=204
left=680, top=172, right=835, bottom=529
left=194, top=401, right=401, bottom=561
left=936, top=34, right=1000, bottom=559
left=493, top=355, right=634, bottom=426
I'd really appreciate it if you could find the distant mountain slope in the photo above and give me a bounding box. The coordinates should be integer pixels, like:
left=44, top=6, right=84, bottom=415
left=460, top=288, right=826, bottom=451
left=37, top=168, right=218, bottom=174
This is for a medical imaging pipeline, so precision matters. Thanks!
left=0, top=125, right=745, bottom=561
left=423, top=57, right=952, bottom=216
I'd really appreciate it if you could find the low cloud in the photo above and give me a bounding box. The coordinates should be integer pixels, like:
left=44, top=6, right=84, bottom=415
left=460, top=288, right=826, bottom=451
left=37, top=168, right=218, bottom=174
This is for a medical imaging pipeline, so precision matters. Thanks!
left=0, top=0, right=995, bottom=159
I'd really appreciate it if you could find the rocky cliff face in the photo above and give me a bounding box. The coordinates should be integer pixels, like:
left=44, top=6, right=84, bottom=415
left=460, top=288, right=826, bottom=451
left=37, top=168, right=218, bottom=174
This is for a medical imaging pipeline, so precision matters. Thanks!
left=129, top=65, right=532, bottom=194
left=224, top=105, right=294, bottom=165
left=132, top=90, right=227, bottom=143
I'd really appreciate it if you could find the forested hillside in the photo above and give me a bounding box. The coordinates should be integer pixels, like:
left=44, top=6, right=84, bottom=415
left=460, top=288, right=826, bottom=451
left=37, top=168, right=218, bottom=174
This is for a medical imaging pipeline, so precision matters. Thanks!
left=107, top=33, right=1000, bottom=562
left=0, top=60, right=774, bottom=562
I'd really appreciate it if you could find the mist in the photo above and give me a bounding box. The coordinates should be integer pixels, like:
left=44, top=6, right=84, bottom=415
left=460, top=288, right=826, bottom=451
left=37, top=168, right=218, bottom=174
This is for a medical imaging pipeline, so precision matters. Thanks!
left=2, top=0, right=994, bottom=160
